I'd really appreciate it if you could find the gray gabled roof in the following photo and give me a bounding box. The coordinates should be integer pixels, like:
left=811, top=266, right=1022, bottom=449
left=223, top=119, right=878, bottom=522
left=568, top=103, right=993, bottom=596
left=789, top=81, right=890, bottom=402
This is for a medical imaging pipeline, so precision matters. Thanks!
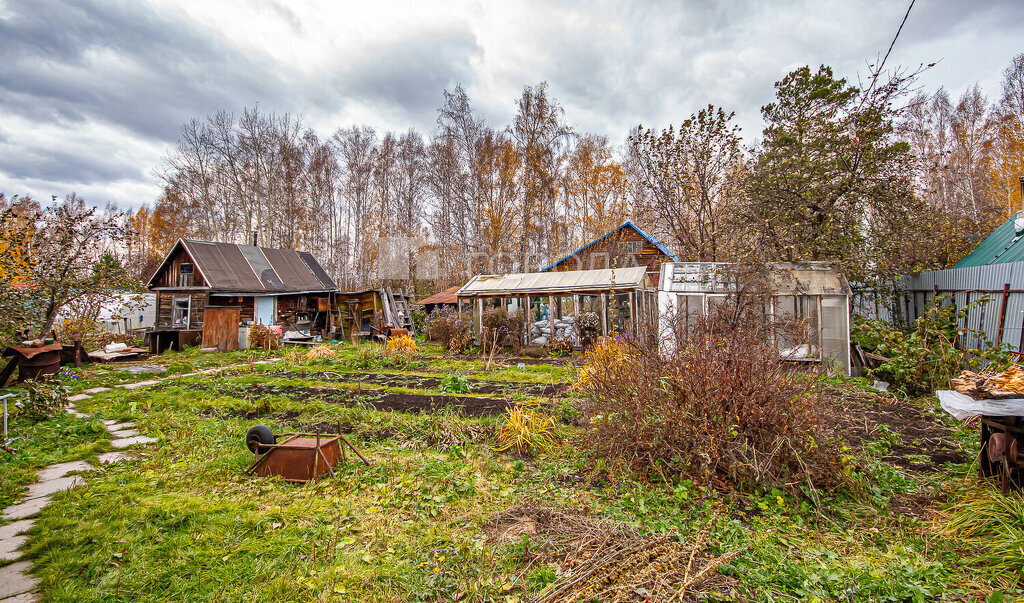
left=147, top=239, right=338, bottom=294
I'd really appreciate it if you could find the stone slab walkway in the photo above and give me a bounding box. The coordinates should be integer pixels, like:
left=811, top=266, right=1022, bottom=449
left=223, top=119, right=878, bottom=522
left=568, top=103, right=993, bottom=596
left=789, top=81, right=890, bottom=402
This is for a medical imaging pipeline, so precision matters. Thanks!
left=0, top=364, right=199, bottom=602
left=0, top=458, right=90, bottom=601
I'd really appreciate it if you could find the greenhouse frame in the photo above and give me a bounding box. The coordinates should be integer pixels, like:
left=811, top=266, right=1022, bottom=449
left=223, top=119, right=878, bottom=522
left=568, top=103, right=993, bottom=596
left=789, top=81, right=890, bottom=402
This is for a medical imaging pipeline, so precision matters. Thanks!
left=657, top=262, right=852, bottom=375
left=456, top=267, right=657, bottom=347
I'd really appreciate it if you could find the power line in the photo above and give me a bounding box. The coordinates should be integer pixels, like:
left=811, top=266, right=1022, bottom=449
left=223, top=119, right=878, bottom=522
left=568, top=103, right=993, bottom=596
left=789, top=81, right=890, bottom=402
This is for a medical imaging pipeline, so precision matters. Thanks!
left=856, top=0, right=915, bottom=115
left=877, top=0, right=916, bottom=80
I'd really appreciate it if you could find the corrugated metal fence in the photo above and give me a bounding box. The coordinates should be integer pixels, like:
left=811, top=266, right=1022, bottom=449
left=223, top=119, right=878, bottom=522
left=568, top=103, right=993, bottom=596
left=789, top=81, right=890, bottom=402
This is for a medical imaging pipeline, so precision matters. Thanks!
left=853, top=261, right=1024, bottom=353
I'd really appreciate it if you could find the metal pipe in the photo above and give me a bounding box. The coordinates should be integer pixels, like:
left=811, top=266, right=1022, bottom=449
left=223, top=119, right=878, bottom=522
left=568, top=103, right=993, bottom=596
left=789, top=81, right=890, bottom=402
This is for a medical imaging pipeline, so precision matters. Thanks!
left=1, top=393, right=15, bottom=443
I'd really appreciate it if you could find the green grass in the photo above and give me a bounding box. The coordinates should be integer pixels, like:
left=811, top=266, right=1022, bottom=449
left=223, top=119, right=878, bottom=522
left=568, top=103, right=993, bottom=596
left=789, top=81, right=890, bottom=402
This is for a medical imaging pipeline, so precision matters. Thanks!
left=1, top=343, right=1020, bottom=600
left=0, top=413, right=108, bottom=509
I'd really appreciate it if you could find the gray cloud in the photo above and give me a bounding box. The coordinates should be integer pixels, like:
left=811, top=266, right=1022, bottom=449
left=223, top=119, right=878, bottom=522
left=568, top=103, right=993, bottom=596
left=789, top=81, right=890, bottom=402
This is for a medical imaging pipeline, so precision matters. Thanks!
left=0, top=0, right=289, bottom=141
left=0, top=145, right=142, bottom=184
left=0, top=0, right=1021, bottom=208
left=320, top=29, right=482, bottom=127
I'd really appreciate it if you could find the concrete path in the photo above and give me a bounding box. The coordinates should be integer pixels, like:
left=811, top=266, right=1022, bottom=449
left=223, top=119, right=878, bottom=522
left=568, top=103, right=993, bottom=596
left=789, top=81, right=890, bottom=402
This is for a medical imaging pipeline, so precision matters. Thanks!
left=0, top=461, right=91, bottom=602
left=0, top=363, right=209, bottom=603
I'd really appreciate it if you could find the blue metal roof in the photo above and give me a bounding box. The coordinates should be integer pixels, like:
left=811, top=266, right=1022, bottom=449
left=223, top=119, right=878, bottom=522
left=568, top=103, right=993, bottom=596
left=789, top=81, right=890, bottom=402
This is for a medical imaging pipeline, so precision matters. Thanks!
left=540, top=220, right=681, bottom=272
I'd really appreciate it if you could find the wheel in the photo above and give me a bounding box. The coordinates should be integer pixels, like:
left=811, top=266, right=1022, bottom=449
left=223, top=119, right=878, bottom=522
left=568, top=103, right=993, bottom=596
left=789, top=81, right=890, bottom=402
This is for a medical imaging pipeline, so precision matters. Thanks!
left=246, top=425, right=276, bottom=454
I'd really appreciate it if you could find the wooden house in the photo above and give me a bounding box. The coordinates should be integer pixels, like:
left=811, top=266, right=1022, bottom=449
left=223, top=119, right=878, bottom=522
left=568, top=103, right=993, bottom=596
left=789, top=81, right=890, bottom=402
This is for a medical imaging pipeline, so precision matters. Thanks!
left=541, top=221, right=680, bottom=287
left=146, top=239, right=339, bottom=351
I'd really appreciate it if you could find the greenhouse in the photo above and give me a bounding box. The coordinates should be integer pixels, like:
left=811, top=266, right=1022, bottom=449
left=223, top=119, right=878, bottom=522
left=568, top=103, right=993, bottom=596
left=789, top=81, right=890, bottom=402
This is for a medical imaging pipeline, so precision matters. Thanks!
left=456, top=267, right=657, bottom=347
left=658, top=262, right=852, bottom=375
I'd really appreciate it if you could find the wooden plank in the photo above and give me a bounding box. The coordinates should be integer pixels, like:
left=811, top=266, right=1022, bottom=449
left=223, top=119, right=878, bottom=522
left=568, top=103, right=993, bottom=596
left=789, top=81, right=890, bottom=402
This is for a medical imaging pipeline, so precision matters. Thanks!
left=549, top=295, right=556, bottom=343
left=996, top=283, right=1011, bottom=346
left=600, top=293, right=607, bottom=337
left=202, top=307, right=241, bottom=352
left=0, top=356, right=17, bottom=388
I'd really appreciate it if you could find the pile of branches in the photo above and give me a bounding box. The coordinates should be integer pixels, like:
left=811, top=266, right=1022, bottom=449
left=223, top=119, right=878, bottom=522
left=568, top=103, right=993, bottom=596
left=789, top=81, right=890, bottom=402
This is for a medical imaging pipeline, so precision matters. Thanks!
left=95, top=332, right=138, bottom=348
left=488, top=504, right=741, bottom=602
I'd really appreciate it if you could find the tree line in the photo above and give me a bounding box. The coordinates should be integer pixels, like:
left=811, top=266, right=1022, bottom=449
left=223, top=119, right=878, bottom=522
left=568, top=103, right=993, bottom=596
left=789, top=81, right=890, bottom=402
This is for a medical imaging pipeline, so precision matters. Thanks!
left=24, top=54, right=1024, bottom=299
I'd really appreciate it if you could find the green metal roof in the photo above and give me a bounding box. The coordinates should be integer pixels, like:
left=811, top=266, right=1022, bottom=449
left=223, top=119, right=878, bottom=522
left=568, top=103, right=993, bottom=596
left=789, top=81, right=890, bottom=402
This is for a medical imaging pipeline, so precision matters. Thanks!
left=954, top=211, right=1024, bottom=268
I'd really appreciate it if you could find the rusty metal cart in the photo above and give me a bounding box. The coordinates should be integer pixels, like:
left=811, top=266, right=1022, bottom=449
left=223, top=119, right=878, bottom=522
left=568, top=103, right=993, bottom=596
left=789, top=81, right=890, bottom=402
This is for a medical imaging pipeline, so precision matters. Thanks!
left=244, top=425, right=369, bottom=483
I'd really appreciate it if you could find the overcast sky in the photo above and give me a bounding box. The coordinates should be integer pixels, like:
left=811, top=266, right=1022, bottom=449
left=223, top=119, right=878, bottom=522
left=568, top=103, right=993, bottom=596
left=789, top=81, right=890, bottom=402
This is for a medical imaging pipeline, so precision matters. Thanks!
left=1, top=0, right=1022, bottom=210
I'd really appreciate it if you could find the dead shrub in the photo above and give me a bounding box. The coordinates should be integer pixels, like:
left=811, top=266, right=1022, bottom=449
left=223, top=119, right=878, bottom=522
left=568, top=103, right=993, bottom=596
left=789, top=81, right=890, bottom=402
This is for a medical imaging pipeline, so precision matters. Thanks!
left=482, top=307, right=525, bottom=354
left=574, top=311, right=600, bottom=350
left=546, top=337, right=574, bottom=357
left=424, top=306, right=472, bottom=353
left=578, top=297, right=842, bottom=493
left=248, top=324, right=280, bottom=350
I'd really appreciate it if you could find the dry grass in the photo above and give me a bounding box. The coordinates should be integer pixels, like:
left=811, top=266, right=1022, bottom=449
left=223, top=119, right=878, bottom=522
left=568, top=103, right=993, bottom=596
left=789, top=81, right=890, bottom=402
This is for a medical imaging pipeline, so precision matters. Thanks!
left=385, top=333, right=418, bottom=360
left=305, top=345, right=337, bottom=360
left=493, top=405, right=557, bottom=456
left=248, top=324, right=280, bottom=350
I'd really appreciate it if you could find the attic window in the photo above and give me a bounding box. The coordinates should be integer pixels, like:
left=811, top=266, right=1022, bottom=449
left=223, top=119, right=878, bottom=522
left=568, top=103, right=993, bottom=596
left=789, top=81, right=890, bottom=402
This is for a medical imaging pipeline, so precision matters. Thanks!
left=177, top=263, right=194, bottom=287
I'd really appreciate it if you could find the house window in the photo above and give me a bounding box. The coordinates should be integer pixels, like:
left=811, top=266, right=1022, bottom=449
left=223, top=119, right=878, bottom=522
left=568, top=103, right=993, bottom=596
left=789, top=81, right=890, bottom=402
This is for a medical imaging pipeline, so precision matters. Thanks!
left=177, top=263, right=194, bottom=287
left=617, top=241, right=642, bottom=254
left=172, top=296, right=190, bottom=328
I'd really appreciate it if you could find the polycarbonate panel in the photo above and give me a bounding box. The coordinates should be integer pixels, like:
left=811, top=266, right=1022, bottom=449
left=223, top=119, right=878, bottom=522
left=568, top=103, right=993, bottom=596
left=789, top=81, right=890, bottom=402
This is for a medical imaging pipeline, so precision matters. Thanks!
left=821, top=296, right=850, bottom=375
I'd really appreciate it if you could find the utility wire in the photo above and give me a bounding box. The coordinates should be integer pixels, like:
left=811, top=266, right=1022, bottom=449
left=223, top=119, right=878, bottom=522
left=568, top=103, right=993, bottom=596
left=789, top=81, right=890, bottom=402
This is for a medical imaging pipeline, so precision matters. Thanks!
left=857, top=0, right=916, bottom=113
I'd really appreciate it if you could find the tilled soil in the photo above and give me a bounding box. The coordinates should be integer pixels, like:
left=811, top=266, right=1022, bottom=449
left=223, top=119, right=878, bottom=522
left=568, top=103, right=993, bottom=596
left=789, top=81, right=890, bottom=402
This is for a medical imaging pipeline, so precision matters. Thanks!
left=827, top=386, right=970, bottom=473
left=185, top=382, right=515, bottom=417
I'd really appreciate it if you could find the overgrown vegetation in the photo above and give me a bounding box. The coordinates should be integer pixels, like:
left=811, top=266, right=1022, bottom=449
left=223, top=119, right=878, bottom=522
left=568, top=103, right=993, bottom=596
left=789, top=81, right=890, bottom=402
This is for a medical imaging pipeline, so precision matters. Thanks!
left=853, top=294, right=1014, bottom=395
left=482, top=307, right=525, bottom=355
left=579, top=306, right=842, bottom=492
left=424, top=306, right=472, bottom=353
left=0, top=336, right=1015, bottom=600
left=19, top=380, right=70, bottom=422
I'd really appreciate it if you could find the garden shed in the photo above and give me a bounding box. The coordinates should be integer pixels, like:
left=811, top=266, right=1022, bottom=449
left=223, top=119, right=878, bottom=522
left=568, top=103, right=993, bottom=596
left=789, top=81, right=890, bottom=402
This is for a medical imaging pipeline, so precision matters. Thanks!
left=415, top=286, right=461, bottom=315
left=146, top=239, right=339, bottom=351
left=456, top=267, right=657, bottom=346
left=658, top=262, right=852, bottom=375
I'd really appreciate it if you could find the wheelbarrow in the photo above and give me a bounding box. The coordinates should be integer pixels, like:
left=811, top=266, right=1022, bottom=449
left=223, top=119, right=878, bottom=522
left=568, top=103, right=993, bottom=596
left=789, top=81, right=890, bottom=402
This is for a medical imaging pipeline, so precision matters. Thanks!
left=244, top=425, right=369, bottom=483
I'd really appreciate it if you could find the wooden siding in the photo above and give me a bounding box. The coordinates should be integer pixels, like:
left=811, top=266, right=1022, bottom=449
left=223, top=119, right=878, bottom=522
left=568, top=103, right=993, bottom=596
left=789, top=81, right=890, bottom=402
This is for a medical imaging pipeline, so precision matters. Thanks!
left=209, top=295, right=256, bottom=322
left=548, top=225, right=672, bottom=286
left=155, top=291, right=208, bottom=330
left=152, top=245, right=208, bottom=289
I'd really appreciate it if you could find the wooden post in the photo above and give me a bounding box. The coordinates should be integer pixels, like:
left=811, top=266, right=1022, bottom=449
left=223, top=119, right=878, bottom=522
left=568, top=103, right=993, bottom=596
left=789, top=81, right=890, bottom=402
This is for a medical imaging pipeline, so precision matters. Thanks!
left=629, top=291, right=636, bottom=333
left=600, top=293, right=608, bottom=337
left=572, top=294, right=581, bottom=346
left=522, top=296, right=530, bottom=346
left=996, top=283, right=1010, bottom=346
left=476, top=298, right=483, bottom=343
left=548, top=295, right=556, bottom=343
